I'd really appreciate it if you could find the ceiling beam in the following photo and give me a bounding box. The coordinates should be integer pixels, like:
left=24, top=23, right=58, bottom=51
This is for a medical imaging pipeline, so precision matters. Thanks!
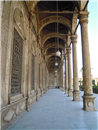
left=73, top=1, right=89, bottom=34
left=42, top=46, right=62, bottom=49
left=32, top=11, right=79, bottom=14
left=39, top=34, right=72, bottom=37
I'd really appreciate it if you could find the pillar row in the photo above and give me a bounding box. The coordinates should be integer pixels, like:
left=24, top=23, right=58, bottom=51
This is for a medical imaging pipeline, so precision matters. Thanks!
left=79, top=11, right=95, bottom=111
left=71, top=35, right=81, bottom=101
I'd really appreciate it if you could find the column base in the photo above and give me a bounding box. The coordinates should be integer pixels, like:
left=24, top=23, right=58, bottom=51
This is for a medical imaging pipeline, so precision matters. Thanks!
left=82, top=95, right=96, bottom=111
left=73, top=91, right=81, bottom=101
left=36, top=91, right=38, bottom=102
left=68, top=89, right=73, bottom=97
left=60, top=87, right=64, bottom=91
left=65, top=88, right=68, bottom=94
left=26, top=96, right=30, bottom=111
left=40, top=89, right=43, bottom=97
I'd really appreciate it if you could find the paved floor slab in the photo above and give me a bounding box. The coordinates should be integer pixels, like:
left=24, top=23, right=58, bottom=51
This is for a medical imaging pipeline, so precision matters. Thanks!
left=9, top=89, right=98, bottom=130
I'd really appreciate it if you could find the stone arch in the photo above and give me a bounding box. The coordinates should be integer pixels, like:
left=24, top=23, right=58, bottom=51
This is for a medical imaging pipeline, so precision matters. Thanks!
left=42, top=32, right=66, bottom=46
left=39, top=16, right=71, bottom=34
left=13, top=8, right=26, bottom=39
left=44, top=42, right=64, bottom=54
left=46, top=54, right=61, bottom=63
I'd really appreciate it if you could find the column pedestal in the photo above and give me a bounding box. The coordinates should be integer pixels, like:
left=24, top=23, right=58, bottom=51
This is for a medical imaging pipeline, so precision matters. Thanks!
left=82, top=95, right=96, bottom=111
left=73, top=91, right=81, bottom=101
left=40, top=89, right=43, bottom=97
left=26, top=96, right=30, bottom=111
left=36, top=91, right=38, bottom=101
left=68, top=89, right=73, bottom=97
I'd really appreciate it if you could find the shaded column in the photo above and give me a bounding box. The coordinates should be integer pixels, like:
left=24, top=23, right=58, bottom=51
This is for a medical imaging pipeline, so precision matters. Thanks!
left=79, top=12, right=95, bottom=110
left=71, top=35, right=81, bottom=101
left=67, top=47, right=73, bottom=97
left=64, top=54, right=68, bottom=94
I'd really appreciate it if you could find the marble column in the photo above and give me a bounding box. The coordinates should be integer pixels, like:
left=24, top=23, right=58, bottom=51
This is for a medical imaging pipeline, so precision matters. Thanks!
left=67, top=47, right=73, bottom=97
left=71, top=35, right=80, bottom=101
left=79, top=11, right=95, bottom=110
left=64, top=55, right=68, bottom=94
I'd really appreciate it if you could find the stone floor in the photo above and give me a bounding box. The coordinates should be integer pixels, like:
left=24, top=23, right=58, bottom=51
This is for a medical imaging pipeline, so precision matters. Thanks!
left=9, top=89, right=98, bottom=130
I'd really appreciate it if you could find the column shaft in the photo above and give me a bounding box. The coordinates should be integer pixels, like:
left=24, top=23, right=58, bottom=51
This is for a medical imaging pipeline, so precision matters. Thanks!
left=71, top=35, right=80, bottom=101
left=79, top=12, right=95, bottom=110
left=80, top=13, right=92, bottom=95
left=65, top=55, right=68, bottom=94
left=67, top=48, right=73, bottom=97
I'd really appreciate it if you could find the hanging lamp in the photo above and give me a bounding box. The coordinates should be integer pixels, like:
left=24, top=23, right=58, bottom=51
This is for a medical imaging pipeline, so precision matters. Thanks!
left=56, top=0, right=61, bottom=57
left=55, top=62, right=58, bottom=66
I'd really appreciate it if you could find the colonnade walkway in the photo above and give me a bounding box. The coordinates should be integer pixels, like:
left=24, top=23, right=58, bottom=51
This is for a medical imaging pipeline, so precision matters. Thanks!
left=9, top=89, right=98, bottom=130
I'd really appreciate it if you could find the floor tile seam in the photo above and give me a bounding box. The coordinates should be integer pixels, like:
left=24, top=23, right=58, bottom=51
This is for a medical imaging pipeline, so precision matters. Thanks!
left=83, top=120, right=98, bottom=129
left=69, top=121, right=91, bottom=129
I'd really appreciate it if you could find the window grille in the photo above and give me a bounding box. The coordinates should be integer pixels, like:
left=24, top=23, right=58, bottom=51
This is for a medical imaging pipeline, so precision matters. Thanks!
left=11, top=28, right=23, bottom=95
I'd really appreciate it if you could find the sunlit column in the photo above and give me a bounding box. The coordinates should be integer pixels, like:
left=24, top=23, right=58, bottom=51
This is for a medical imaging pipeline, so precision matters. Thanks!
left=79, top=11, right=95, bottom=110
left=64, top=54, right=68, bottom=94
left=67, top=47, right=73, bottom=97
left=71, top=35, right=80, bottom=101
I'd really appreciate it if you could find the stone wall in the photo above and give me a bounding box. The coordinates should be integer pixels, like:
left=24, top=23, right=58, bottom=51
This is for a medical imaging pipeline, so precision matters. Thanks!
left=2, top=98, right=26, bottom=129
left=1, top=1, right=49, bottom=129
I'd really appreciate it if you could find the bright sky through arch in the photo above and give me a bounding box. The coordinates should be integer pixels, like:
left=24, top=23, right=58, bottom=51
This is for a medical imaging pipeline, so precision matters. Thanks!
left=77, top=0, right=98, bottom=78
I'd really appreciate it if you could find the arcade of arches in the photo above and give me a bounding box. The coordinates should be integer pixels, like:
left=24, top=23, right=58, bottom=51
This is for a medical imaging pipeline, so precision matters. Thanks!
left=1, top=1, right=96, bottom=129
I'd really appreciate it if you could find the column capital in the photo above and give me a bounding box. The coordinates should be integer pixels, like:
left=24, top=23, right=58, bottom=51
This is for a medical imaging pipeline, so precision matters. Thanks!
left=66, top=47, right=71, bottom=54
left=79, top=11, right=89, bottom=25
left=71, top=35, right=78, bottom=44
left=64, top=54, right=68, bottom=60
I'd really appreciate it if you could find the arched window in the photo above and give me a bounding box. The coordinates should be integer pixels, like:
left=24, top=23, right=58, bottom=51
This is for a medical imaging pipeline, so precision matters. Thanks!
left=11, top=28, right=23, bottom=95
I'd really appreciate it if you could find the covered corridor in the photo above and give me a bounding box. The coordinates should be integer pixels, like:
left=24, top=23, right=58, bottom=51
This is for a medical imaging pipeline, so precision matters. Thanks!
left=7, top=89, right=98, bottom=130
left=1, top=1, right=98, bottom=129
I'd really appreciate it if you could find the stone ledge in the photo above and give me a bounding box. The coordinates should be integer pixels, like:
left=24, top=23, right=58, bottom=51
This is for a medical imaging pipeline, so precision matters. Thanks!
left=3, top=110, right=26, bottom=130
left=10, top=93, right=24, bottom=104
left=1, top=97, right=27, bottom=112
